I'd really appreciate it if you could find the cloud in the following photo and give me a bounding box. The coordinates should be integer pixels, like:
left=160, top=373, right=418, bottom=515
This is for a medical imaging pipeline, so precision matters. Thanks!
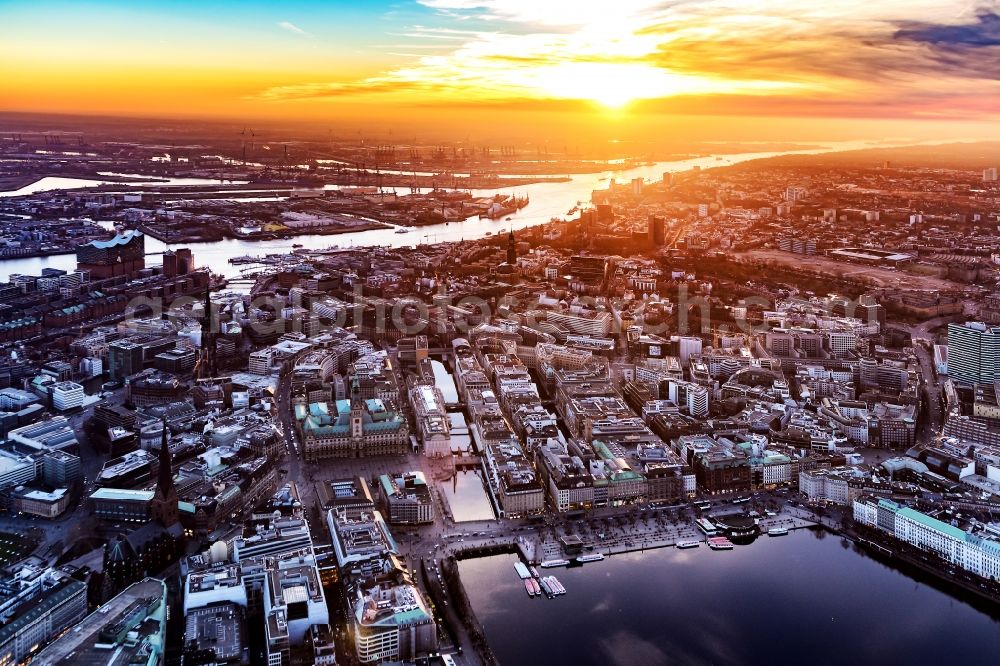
left=896, top=10, right=1000, bottom=47
left=255, top=1, right=1000, bottom=118
left=277, top=21, right=311, bottom=37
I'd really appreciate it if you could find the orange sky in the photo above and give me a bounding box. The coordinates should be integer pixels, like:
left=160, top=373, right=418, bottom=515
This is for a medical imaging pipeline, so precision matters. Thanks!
left=2, top=1, right=999, bottom=141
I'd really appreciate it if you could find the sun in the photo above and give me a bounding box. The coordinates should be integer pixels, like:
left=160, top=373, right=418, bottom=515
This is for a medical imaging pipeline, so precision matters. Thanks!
left=523, top=62, right=680, bottom=110
left=590, top=87, right=635, bottom=110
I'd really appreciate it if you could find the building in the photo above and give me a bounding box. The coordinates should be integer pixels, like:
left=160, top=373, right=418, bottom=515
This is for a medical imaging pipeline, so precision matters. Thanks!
left=295, top=397, right=409, bottom=461
left=854, top=497, right=1000, bottom=581
left=352, top=582, right=437, bottom=664
left=410, top=384, right=450, bottom=458
left=183, top=602, right=248, bottom=665
left=32, top=577, right=167, bottom=666
left=50, top=381, right=84, bottom=411
left=0, top=448, right=37, bottom=490
left=10, top=487, right=72, bottom=518
left=75, top=230, right=145, bottom=279
left=947, top=322, right=1000, bottom=385
left=327, top=510, right=398, bottom=579
left=7, top=416, right=78, bottom=453
left=378, top=472, right=434, bottom=525
left=800, top=468, right=866, bottom=505
left=108, top=340, right=145, bottom=382
left=91, top=487, right=155, bottom=522
left=317, top=477, right=375, bottom=518
left=0, top=571, right=88, bottom=665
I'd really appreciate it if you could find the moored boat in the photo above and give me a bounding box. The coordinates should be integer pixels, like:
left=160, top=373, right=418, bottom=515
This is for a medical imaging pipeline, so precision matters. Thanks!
left=523, top=578, right=536, bottom=596
left=676, top=540, right=701, bottom=549
left=576, top=553, right=605, bottom=563
left=708, top=537, right=734, bottom=550
left=768, top=527, right=789, bottom=537
left=540, top=559, right=570, bottom=568
left=514, top=561, right=531, bottom=579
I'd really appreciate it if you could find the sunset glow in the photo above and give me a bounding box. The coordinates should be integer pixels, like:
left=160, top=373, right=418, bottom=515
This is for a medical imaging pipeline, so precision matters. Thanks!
left=2, top=0, right=999, bottom=136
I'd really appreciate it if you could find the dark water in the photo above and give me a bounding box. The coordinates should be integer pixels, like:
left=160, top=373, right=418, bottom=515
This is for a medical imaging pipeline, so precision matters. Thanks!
left=458, top=530, right=1000, bottom=665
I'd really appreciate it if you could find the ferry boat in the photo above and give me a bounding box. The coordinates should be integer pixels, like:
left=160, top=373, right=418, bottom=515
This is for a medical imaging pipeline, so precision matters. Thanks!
left=524, top=578, right=537, bottom=596
left=513, top=561, right=531, bottom=579
left=676, top=540, right=701, bottom=549
left=539, top=578, right=553, bottom=596
left=708, top=537, right=734, bottom=550
left=548, top=577, right=566, bottom=595
left=540, top=559, right=570, bottom=568
left=768, top=527, right=789, bottom=537
left=576, top=554, right=605, bottom=563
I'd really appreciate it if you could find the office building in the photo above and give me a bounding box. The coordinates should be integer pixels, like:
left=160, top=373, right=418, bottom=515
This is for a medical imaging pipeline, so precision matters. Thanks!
left=352, top=582, right=437, bottom=664
left=947, top=322, right=1000, bottom=385
left=50, top=381, right=84, bottom=411
left=108, top=339, right=145, bottom=382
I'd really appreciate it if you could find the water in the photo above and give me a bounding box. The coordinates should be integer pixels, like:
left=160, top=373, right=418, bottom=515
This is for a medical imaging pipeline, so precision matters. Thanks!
left=0, top=174, right=246, bottom=198
left=0, top=138, right=954, bottom=282
left=458, top=530, right=1000, bottom=665
left=448, top=412, right=472, bottom=454
left=443, top=470, right=496, bottom=523
left=431, top=360, right=459, bottom=404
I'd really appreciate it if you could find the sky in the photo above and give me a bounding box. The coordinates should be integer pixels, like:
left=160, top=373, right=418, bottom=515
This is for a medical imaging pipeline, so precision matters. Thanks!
left=2, top=0, right=999, bottom=141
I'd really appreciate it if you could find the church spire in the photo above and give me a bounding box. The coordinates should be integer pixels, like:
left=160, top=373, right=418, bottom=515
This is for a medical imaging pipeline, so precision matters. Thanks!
left=506, top=229, right=516, bottom=265
left=150, top=416, right=179, bottom=528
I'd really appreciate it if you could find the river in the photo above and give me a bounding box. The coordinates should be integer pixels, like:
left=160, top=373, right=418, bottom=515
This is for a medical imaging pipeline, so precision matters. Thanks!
left=458, top=529, right=1000, bottom=665
left=0, top=139, right=944, bottom=282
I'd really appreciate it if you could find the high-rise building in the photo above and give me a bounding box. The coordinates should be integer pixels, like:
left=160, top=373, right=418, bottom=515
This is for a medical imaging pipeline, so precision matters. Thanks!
left=947, top=322, right=1000, bottom=385
left=647, top=215, right=665, bottom=246
left=984, top=167, right=998, bottom=183
left=108, top=340, right=144, bottom=382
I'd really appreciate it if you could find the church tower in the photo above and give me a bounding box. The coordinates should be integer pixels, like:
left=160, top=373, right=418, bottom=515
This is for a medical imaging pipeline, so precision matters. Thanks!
left=506, top=229, right=517, bottom=265
left=150, top=418, right=179, bottom=527
left=196, top=284, right=215, bottom=379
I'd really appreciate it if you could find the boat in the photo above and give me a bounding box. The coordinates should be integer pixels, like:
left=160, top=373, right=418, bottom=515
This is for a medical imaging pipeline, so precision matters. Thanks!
left=513, top=561, right=531, bottom=579
left=576, top=554, right=605, bottom=563
left=529, top=566, right=540, bottom=578
left=676, top=540, right=701, bottom=549
left=292, top=243, right=303, bottom=248
left=540, top=559, right=570, bottom=568
left=528, top=578, right=540, bottom=596
left=394, top=228, right=410, bottom=234
left=538, top=577, right=553, bottom=596
left=523, top=578, right=536, bottom=596
left=548, top=577, right=566, bottom=595
left=708, top=537, right=734, bottom=550
left=768, top=527, right=789, bottom=537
